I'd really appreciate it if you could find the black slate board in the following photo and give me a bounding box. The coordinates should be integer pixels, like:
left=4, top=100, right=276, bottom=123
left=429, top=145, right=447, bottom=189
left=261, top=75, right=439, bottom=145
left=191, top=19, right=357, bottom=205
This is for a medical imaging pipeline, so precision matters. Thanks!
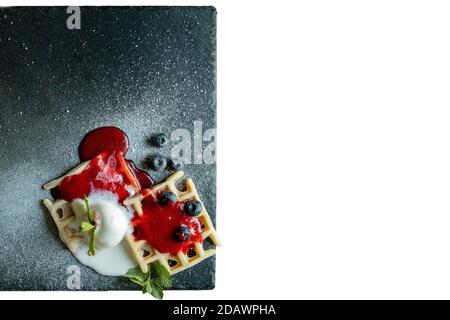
left=0, top=6, right=217, bottom=290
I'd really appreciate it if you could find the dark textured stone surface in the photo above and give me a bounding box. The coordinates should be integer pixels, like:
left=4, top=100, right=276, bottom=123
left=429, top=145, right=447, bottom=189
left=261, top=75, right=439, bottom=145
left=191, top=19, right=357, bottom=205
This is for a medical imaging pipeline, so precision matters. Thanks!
left=0, top=6, right=216, bottom=291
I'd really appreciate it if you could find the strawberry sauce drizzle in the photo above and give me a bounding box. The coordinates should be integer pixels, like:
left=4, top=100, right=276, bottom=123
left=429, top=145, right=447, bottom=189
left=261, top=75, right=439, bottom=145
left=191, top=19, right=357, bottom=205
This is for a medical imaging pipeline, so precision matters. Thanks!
left=52, top=127, right=153, bottom=202
left=132, top=193, right=203, bottom=255
left=52, top=127, right=202, bottom=255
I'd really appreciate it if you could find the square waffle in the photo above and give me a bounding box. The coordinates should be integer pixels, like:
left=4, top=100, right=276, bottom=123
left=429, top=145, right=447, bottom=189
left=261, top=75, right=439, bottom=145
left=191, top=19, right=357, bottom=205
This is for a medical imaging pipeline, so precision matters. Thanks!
left=42, top=153, right=139, bottom=253
left=43, top=159, right=91, bottom=252
left=44, top=159, right=219, bottom=276
left=123, top=171, right=221, bottom=275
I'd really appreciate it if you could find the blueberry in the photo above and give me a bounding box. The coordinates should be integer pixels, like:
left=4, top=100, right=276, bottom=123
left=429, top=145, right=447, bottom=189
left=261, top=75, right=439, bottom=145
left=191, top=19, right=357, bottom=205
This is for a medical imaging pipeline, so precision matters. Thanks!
left=151, top=133, right=168, bottom=147
left=148, top=155, right=166, bottom=171
left=167, top=158, right=183, bottom=171
left=184, top=200, right=202, bottom=216
left=174, top=225, right=190, bottom=242
left=158, top=191, right=177, bottom=205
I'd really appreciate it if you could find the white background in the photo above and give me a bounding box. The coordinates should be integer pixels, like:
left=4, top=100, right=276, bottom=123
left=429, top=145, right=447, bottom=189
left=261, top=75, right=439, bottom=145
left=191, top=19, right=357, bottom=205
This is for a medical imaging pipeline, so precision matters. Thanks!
left=2, top=0, right=450, bottom=299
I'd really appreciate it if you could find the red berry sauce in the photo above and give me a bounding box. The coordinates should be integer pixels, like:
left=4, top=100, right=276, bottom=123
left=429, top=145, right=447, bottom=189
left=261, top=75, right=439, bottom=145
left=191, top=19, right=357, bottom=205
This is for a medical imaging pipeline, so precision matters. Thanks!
left=79, top=126, right=129, bottom=162
left=52, top=127, right=153, bottom=202
left=132, top=193, right=203, bottom=255
left=51, top=126, right=202, bottom=255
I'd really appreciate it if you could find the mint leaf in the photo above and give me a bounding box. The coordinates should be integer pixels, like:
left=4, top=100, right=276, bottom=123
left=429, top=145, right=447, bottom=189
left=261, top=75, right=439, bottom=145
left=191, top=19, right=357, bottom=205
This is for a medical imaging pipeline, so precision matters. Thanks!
left=88, top=230, right=96, bottom=256
left=124, top=261, right=172, bottom=299
left=79, top=197, right=97, bottom=256
left=152, top=261, right=173, bottom=288
left=124, top=266, right=148, bottom=285
left=150, top=280, right=163, bottom=300
left=126, top=276, right=144, bottom=287
left=84, top=196, right=95, bottom=224
left=80, top=221, right=95, bottom=232
left=143, top=278, right=153, bottom=295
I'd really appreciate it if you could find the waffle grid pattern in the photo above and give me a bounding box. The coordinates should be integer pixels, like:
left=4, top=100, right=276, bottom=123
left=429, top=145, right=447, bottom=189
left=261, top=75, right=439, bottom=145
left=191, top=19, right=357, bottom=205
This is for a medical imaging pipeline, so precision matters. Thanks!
left=43, top=163, right=220, bottom=275
left=123, top=171, right=220, bottom=274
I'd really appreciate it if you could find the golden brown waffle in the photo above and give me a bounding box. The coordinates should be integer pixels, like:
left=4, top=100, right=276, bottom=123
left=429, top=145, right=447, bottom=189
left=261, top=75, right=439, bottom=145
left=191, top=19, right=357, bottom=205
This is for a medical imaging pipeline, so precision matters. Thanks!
left=44, top=160, right=219, bottom=276
left=42, top=160, right=92, bottom=252
left=43, top=198, right=82, bottom=252
left=123, top=171, right=221, bottom=275
left=42, top=155, right=136, bottom=254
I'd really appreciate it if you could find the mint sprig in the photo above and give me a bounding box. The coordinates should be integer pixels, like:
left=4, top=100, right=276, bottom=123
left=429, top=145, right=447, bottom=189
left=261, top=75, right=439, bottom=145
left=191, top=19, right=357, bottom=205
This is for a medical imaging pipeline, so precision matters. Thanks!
left=84, top=195, right=95, bottom=224
left=80, top=221, right=95, bottom=231
left=124, top=261, right=173, bottom=299
left=80, top=196, right=96, bottom=256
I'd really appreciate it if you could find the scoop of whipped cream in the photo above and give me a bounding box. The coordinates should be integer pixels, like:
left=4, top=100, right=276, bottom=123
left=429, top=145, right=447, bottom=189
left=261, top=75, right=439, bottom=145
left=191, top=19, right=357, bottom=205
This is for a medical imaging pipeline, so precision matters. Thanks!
left=71, top=193, right=130, bottom=249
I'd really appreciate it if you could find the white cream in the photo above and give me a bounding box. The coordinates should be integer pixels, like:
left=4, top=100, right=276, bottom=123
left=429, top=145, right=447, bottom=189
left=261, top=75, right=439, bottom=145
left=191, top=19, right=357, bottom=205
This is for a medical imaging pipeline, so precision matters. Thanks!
left=92, top=201, right=129, bottom=248
left=68, top=192, right=137, bottom=276
left=72, top=237, right=136, bottom=276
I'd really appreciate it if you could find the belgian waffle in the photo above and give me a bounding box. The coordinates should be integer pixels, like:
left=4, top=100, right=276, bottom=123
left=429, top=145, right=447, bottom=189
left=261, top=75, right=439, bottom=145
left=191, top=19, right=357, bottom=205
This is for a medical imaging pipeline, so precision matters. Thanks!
left=123, top=171, right=220, bottom=274
left=43, top=160, right=92, bottom=252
